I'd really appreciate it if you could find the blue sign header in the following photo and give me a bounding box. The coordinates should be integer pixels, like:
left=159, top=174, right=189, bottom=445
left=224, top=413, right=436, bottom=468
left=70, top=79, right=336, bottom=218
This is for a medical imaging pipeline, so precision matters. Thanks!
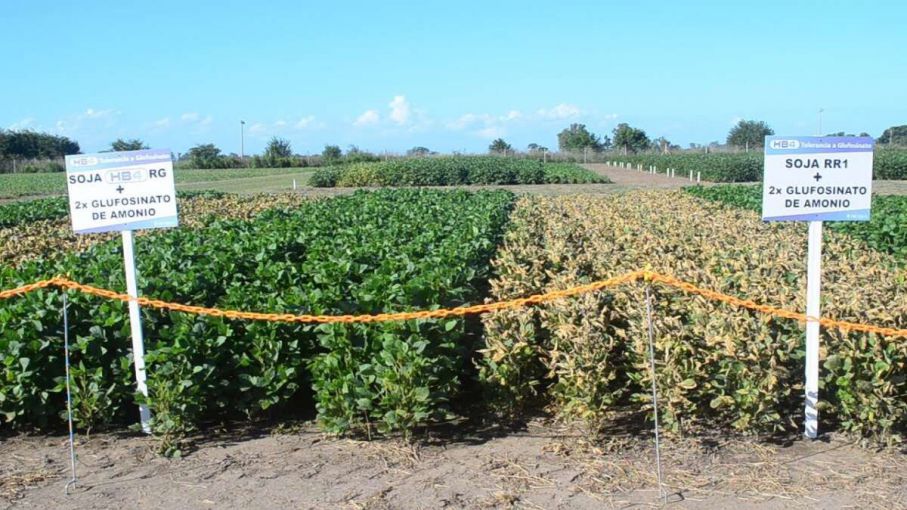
left=764, top=136, right=874, bottom=156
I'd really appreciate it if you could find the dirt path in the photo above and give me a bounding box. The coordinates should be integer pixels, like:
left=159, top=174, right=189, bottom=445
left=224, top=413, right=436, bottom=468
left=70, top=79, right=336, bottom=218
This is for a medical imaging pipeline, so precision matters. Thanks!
left=2, top=421, right=904, bottom=510
left=583, top=164, right=698, bottom=189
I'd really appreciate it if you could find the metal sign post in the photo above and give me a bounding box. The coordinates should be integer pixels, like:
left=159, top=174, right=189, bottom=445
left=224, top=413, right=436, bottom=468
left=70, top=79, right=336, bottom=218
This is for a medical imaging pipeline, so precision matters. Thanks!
left=65, top=149, right=179, bottom=434
left=62, top=294, right=78, bottom=494
left=761, top=135, right=874, bottom=439
left=644, top=286, right=667, bottom=503
left=122, top=229, right=152, bottom=433
left=804, top=220, right=822, bottom=438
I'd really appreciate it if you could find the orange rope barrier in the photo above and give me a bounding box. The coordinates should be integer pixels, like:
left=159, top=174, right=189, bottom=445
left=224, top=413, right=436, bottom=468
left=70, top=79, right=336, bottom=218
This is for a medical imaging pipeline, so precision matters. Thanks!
left=1, top=271, right=905, bottom=337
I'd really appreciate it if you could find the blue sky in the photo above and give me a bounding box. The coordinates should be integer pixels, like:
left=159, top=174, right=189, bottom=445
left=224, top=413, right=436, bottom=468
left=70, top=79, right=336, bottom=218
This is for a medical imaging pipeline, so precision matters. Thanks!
left=2, top=0, right=906, bottom=155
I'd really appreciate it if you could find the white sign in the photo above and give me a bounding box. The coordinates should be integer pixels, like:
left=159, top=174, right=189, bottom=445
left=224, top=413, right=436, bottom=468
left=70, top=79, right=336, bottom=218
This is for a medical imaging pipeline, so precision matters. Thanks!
left=762, top=136, right=874, bottom=222
left=65, top=149, right=178, bottom=234
left=64, top=148, right=177, bottom=434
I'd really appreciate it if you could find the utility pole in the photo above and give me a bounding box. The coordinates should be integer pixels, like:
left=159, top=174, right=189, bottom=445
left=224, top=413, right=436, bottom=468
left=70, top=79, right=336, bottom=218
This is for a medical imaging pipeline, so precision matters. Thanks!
left=240, top=120, right=246, bottom=164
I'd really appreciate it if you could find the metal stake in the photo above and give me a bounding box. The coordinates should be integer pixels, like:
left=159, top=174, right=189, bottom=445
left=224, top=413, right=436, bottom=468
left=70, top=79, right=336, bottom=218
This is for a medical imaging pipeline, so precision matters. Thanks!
left=644, top=285, right=667, bottom=504
left=63, top=293, right=77, bottom=495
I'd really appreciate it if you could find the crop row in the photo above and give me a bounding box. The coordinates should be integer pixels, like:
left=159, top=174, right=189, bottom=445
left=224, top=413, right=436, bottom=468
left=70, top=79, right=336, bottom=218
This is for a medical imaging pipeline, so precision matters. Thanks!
left=309, top=157, right=607, bottom=187
left=0, top=189, right=513, bottom=453
left=0, top=192, right=309, bottom=267
left=607, top=148, right=907, bottom=182
left=480, top=191, right=906, bottom=441
left=685, top=185, right=907, bottom=261
left=0, top=196, right=70, bottom=227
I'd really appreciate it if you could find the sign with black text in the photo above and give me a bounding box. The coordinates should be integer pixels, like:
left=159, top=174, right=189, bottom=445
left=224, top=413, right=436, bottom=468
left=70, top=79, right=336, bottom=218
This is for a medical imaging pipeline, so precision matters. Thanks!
left=762, top=136, right=873, bottom=222
left=65, top=149, right=178, bottom=234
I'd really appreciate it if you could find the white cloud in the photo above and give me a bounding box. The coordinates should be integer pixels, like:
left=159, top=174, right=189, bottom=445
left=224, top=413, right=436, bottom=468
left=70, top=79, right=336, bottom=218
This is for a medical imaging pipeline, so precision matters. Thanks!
left=274, top=120, right=288, bottom=128
left=7, top=117, right=37, bottom=130
left=153, top=117, right=171, bottom=129
left=177, top=112, right=212, bottom=132
left=82, top=108, right=116, bottom=120
left=247, top=122, right=267, bottom=135
left=388, top=95, right=411, bottom=125
left=476, top=126, right=505, bottom=140
left=447, top=109, right=523, bottom=135
left=354, top=110, right=380, bottom=127
left=448, top=113, right=488, bottom=130
left=294, top=115, right=316, bottom=129
left=43, top=107, right=121, bottom=136
left=537, top=103, right=582, bottom=120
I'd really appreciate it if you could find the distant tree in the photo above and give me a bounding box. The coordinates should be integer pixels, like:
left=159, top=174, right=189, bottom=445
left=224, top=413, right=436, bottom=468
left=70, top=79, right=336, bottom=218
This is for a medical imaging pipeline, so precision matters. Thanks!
left=345, top=145, right=380, bottom=163
left=878, top=125, right=907, bottom=145
left=612, top=123, right=650, bottom=154
left=0, top=129, right=80, bottom=160
left=264, top=137, right=293, bottom=159
left=56, top=136, right=80, bottom=156
left=489, top=138, right=512, bottom=154
left=407, top=146, right=431, bottom=156
left=824, top=132, right=870, bottom=137
left=259, top=137, right=294, bottom=167
left=527, top=143, right=540, bottom=152
left=110, top=138, right=148, bottom=152
left=557, top=123, right=608, bottom=152
left=650, top=137, right=676, bottom=153
left=187, top=143, right=223, bottom=169
left=322, top=144, right=342, bottom=163
left=726, top=120, right=774, bottom=149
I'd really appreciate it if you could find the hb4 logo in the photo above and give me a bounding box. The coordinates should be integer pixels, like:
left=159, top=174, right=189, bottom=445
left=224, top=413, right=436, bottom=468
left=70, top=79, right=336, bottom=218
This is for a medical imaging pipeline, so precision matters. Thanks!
left=769, top=139, right=801, bottom=150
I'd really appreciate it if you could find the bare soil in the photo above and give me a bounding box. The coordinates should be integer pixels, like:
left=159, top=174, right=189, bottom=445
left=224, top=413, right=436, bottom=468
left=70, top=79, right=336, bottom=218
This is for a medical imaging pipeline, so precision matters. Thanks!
left=2, top=419, right=905, bottom=510
left=583, top=164, right=696, bottom=189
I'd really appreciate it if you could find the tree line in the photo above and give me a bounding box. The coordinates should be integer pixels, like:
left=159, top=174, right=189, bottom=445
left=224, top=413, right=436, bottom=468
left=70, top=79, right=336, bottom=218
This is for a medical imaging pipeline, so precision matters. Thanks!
left=490, top=121, right=904, bottom=157
left=0, top=129, right=80, bottom=160
left=3, top=121, right=906, bottom=174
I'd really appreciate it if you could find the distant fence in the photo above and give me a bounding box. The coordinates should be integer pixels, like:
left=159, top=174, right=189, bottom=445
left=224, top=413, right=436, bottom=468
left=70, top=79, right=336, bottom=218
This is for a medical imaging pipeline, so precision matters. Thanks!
left=0, top=157, right=65, bottom=174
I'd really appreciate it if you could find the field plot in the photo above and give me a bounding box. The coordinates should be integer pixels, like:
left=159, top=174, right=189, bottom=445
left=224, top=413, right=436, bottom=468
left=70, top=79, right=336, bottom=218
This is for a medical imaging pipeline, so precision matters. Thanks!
left=2, top=188, right=906, bottom=509
left=606, top=148, right=907, bottom=182
left=0, top=167, right=314, bottom=200
left=0, top=192, right=308, bottom=267
left=310, top=157, right=607, bottom=187
left=481, top=191, right=906, bottom=440
left=1, top=190, right=514, bottom=443
left=686, top=185, right=907, bottom=260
